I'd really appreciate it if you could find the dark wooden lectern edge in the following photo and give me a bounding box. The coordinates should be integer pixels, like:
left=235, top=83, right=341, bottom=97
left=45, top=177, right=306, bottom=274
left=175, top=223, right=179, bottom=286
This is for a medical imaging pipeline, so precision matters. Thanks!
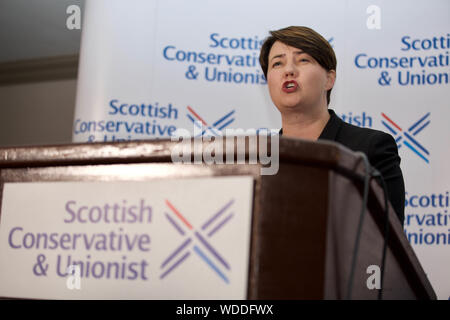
left=0, top=140, right=174, bottom=168
left=0, top=138, right=436, bottom=299
left=0, top=138, right=349, bottom=169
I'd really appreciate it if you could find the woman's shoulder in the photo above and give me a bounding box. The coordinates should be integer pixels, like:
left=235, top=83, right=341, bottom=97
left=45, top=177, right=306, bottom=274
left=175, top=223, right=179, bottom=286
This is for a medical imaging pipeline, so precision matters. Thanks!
left=339, top=119, right=393, bottom=139
left=336, top=118, right=397, bottom=155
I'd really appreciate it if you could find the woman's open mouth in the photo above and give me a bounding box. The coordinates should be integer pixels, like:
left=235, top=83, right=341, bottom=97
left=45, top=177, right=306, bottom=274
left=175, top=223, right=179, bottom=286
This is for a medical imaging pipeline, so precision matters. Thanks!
left=282, top=80, right=299, bottom=93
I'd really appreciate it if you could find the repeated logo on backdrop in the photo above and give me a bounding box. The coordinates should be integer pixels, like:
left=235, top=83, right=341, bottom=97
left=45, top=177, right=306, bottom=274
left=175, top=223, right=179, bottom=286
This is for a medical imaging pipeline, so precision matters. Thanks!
left=354, top=34, right=450, bottom=86
left=162, top=33, right=266, bottom=86
left=338, top=111, right=432, bottom=164
left=73, top=99, right=180, bottom=142
left=73, top=100, right=238, bottom=141
left=404, top=191, right=450, bottom=246
left=381, top=112, right=431, bottom=163
left=186, top=106, right=236, bottom=137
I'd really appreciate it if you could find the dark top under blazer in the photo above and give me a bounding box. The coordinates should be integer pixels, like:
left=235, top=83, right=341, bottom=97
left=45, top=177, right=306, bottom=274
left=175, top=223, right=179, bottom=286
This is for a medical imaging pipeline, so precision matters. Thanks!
left=281, top=109, right=405, bottom=224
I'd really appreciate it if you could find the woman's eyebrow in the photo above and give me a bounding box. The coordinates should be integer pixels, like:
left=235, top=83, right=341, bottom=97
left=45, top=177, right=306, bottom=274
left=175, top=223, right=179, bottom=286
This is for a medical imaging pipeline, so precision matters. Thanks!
left=270, top=54, right=285, bottom=61
left=270, top=50, right=306, bottom=62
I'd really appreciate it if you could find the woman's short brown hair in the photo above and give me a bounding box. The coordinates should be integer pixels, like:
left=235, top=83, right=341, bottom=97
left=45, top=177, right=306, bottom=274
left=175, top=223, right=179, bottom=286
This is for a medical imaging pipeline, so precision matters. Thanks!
left=259, top=26, right=337, bottom=105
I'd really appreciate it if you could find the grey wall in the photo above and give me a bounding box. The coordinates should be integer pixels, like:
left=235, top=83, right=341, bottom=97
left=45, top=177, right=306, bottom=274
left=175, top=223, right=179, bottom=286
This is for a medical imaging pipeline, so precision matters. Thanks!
left=0, top=0, right=83, bottom=62
left=0, top=0, right=84, bottom=147
left=0, top=79, right=77, bottom=147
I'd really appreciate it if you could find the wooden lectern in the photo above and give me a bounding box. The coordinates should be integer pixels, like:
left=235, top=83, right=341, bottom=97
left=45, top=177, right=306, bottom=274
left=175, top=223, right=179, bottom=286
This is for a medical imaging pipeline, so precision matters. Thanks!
left=0, top=137, right=436, bottom=299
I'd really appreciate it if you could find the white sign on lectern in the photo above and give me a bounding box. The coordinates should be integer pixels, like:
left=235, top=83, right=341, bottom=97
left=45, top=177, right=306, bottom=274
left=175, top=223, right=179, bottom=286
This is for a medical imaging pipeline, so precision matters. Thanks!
left=0, top=176, right=254, bottom=299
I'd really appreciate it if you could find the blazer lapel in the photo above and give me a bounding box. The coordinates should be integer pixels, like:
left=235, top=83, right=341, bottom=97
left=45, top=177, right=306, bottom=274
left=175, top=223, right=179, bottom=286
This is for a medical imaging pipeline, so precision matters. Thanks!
left=318, top=109, right=342, bottom=141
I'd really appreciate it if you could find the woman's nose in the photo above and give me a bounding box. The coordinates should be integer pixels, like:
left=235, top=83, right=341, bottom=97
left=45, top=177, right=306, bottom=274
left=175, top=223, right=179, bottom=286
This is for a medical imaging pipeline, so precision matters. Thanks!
left=284, top=63, right=297, bottom=77
left=285, top=70, right=295, bottom=77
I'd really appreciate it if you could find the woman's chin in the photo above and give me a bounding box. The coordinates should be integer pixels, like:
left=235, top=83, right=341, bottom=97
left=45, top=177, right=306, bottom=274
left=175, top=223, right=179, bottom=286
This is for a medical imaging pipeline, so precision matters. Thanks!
left=277, top=102, right=303, bottom=111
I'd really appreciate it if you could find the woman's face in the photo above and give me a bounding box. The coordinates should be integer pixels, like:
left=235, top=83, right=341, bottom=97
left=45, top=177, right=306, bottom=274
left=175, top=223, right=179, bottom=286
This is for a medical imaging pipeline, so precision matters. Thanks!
left=266, top=41, right=335, bottom=112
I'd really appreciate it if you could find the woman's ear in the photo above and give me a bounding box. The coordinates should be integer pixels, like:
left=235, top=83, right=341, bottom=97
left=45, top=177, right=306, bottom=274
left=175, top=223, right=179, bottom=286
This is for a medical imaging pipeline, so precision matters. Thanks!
left=325, top=70, right=336, bottom=90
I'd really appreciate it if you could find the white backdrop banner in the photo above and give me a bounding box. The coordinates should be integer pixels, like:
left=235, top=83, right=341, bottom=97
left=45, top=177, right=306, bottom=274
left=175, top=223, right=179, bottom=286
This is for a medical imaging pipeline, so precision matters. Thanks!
left=73, top=0, right=449, bottom=299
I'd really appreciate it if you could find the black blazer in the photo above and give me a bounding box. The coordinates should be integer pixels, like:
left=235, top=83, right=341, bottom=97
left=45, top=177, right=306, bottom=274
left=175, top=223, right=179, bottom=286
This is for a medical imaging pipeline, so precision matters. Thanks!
left=281, top=109, right=405, bottom=224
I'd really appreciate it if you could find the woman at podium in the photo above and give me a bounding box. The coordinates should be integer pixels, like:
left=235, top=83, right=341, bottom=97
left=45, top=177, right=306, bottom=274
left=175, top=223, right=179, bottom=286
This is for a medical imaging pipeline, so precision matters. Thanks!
left=259, top=26, right=405, bottom=224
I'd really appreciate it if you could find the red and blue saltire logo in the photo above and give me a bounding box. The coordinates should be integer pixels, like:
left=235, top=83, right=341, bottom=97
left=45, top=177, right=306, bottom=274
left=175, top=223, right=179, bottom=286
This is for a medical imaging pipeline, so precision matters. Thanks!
left=160, top=199, right=234, bottom=283
left=186, top=106, right=235, bottom=137
left=381, top=112, right=430, bottom=163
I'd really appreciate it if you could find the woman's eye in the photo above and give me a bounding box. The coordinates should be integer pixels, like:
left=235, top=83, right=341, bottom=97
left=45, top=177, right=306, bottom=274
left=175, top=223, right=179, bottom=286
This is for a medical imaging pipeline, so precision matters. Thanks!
left=299, top=58, right=309, bottom=62
left=272, top=61, right=281, bottom=67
